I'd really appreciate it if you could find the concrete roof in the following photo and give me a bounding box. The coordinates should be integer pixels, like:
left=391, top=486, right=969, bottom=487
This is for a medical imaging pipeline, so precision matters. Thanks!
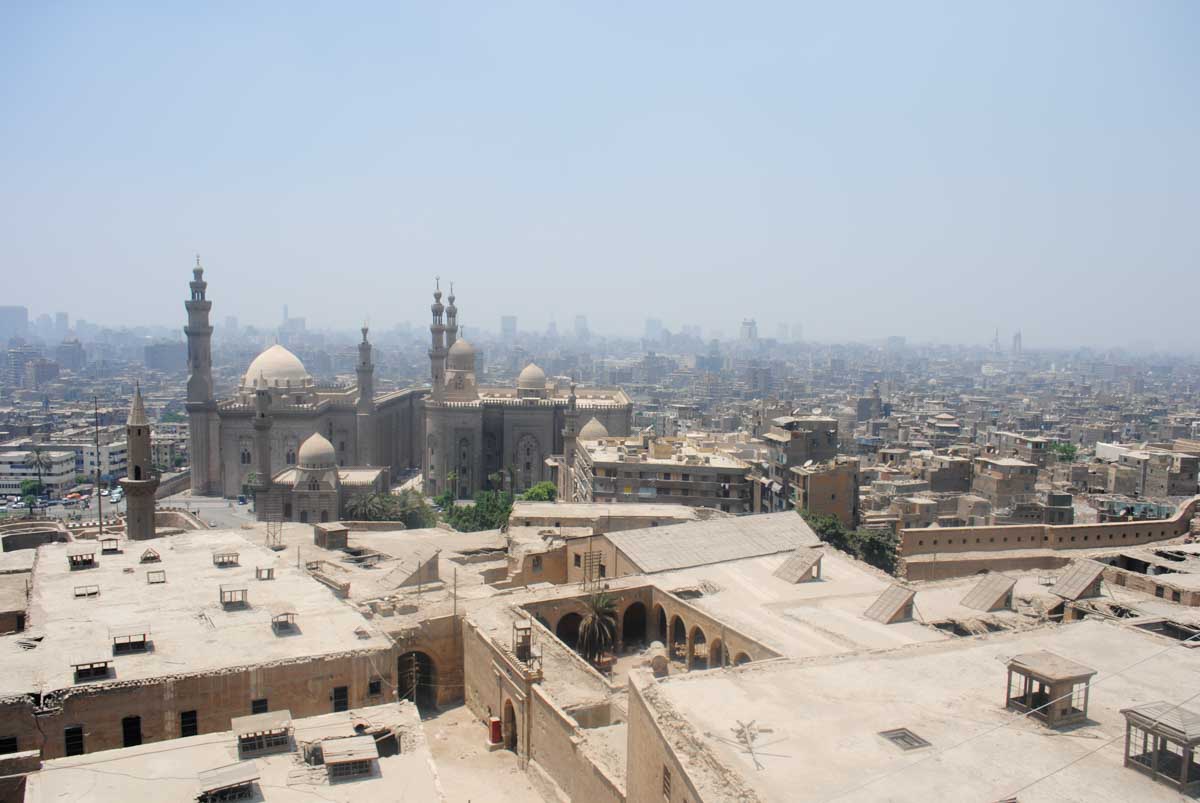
left=0, top=528, right=391, bottom=697
left=510, top=501, right=701, bottom=523
left=648, top=619, right=1198, bottom=802
left=606, top=512, right=818, bottom=574
left=25, top=703, right=443, bottom=802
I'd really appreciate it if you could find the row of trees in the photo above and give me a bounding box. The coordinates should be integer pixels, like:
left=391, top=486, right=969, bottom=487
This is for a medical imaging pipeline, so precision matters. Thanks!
left=342, top=488, right=437, bottom=529
left=343, top=476, right=558, bottom=533
left=800, top=511, right=899, bottom=575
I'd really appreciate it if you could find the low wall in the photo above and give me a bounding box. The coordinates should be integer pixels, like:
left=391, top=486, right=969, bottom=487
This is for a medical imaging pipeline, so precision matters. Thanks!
left=529, top=684, right=625, bottom=803
left=155, top=470, right=190, bottom=499
left=897, top=496, right=1200, bottom=580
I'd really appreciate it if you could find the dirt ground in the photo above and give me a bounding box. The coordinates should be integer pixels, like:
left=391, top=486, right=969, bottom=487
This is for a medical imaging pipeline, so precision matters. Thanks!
left=423, top=703, right=546, bottom=802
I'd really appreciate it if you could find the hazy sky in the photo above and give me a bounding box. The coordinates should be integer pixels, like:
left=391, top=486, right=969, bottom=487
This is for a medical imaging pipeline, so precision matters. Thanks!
left=2, top=2, right=1196, bottom=347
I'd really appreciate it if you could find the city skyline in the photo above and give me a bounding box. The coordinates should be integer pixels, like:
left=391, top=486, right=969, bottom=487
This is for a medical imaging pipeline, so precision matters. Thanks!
left=3, top=3, right=1197, bottom=349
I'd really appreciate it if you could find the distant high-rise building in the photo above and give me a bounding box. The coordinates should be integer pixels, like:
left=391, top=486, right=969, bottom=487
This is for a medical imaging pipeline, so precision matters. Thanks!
left=1012, top=330, right=1023, bottom=355
left=645, top=318, right=663, bottom=341
left=546, top=320, right=558, bottom=338
left=224, top=316, right=239, bottom=335
left=501, top=315, right=518, bottom=341
left=574, top=315, right=589, bottom=340
left=0, top=306, right=29, bottom=343
left=55, top=339, right=86, bottom=372
left=54, top=312, right=69, bottom=338
left=792, top=322, right=804, bottom=342
left=775, top=323, right=788, bottom=342
left=144, top=341, right=188, bottom=372
left=739, top=318, right=758, bottom=342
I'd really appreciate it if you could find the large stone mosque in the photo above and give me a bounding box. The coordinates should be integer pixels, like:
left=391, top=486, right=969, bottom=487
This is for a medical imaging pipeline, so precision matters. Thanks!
left=184, top=263, right=631, bottom=519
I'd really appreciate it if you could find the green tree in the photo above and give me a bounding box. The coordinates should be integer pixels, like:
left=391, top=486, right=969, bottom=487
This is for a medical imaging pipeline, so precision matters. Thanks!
left=441, top=489, right=514, bottom=532
left=520, top=481, right=557, bottom=502
left=576, top=593, right=618, bottom=665
left=19, top=479, right=43, bottom=498
left=345, top=492, right=387, bottom=521
left=799, top=510, right=850, bottom=551
left=1050, top=442, right=1078, bottom=463
left=847, top=528, right=899, bottom=575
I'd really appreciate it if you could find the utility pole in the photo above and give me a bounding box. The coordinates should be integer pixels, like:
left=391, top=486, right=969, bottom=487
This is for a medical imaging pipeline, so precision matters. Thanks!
left=94, top=397, right=103, bottom=535
left=453, top=567, right=458, bottom=618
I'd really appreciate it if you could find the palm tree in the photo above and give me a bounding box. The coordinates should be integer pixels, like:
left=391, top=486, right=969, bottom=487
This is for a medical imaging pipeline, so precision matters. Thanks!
left=345, top=492, right=386, bottom=521
left=576, top=593, right=618, bottom=665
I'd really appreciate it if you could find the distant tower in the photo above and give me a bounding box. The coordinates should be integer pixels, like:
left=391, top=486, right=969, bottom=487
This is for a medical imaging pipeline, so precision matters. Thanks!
left=445, top=284, right=458, bottom=349
left=561, top=383, right=579, bottom=501
left=120, top=383, right=159, bottom=540
left=253, top=375, right=273, bottom=498
left=429, top=280, right=447, bottom=402
left=356, top=325, right=376, bottom=466
left=1012, top=330, right=1023, bottom=356
left=184, top=257, right=218, bottom=496
left=992, top=328, right=1000, bottom=355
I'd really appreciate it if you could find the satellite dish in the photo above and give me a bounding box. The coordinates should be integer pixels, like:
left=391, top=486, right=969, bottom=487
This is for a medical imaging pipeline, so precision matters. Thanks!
left=803, top=459, right=814, bottom=468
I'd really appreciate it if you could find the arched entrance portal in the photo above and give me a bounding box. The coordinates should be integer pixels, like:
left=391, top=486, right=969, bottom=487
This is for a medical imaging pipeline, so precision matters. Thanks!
left=622, top=602, right=647, bottom=647
left=689, top=626, right=708, bottom=670
left=503, top=699, right=518, bottom=752
left=397, top=651, right=438, bottom=713
left=733, top=652, right=751, bottom=666
left=670, top=616, right=686, bottom=661
left=654, top=605, right=667, bottom=642
left=709, top=638, right=724, bottom=668
left=556, top=612, right=583, bottom=648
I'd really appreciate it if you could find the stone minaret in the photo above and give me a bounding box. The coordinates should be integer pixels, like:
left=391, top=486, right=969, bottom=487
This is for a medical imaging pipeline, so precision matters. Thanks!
left=253, top=375, right=273, bottom=498
left=120, top=383, right=159, bottom=540
left=562, top=383, right=579, bottom=502
left=445, top=283, right=458, bottom=349
left=184, top=257, right=217, bottom=496
left=356, top=325, right=375, bottom=466
left=429, top=280, right=447, bottom=402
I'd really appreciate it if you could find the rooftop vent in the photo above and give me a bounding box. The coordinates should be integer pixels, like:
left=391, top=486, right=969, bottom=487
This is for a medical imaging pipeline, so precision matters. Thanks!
left=232, top=710, right=292, bottom=757
left=220, top=585, right=248, bottom=609
left=110, top=624, right=150, bottom=654
left=1052, top=561, right=1105, bottom=601
left=67, top=551, right=96, bottom=571
left=270, top=606, right=297, bottom=633
left=961, top=573, right=1016, bottom=612
left=774, top=548, right=823, bottom=584
left=197, top=761, right=260, bottom=803
left=99, top=537, right=120, bottom=554
left=879, top=728, right=930, bottom=751
left=139, top=548, right=160, bottom=563
left=321, top=735, right=379, bottom=781
left=213, top=552, right=240, bottom=568
left=73, top=584, right=100, bottom=599
left=1121, top=700, right=1200, bottom=793
left=146, top=570, right=166, bottom=584
left=1006, top=651, right=1096, bottom=728
left=864, top=584, right=916, bottom=624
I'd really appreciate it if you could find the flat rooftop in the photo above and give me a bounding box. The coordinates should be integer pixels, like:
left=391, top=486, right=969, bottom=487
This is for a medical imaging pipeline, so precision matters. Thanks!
left=0, top=528, right=391, bottom=697
left=25, top=702, right=443, bottom=802
left=583, top=441, right=747, bottom=469
left=647, top=619, right=1197, bottom=802
left=509, top=501, right=701, bottom=523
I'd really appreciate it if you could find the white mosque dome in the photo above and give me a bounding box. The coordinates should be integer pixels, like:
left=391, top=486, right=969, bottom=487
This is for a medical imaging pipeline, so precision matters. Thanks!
left=297, top=432, right=336, bottom=469
left=517, top=362, right=546, bottom=390
left=579, top=417, right=609, bottom=441
left=447, top=338, right=476, bottom=371
left=243, top=344, right=312, bottom=389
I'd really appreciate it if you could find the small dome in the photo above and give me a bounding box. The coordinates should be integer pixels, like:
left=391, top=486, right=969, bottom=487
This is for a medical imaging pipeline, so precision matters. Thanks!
left=243, top=344, right=312, bottom=389
left=579, top=417, right=609, bottom=441
left=517, top=362, right=546, bottom=390
left=447, top=338, right=476, bottom=371
left=297, top=433, right=336, bottom=469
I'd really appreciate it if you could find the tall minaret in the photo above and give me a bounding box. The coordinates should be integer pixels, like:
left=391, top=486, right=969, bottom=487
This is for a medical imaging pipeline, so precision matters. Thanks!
left=561, top=383, right=579, bottom=501
left=184, top=257, right=217, bottom=496
left=356, top=325, right=375, bottom=466
left=253, top=375, right=273, bottom=499
left=445, top=283, right=458, bottom=349
left=120, top=382, right=159, bottom=540
left=429, top=280, right=447, bottom=402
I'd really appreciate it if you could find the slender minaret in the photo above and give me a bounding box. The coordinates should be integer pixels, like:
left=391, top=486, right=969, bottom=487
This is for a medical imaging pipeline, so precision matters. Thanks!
left=445, top=283, right=458, bottom=349
left=184, top=257, right=217, bottom=495
left=253, top=375, right=273, bottom=500
left=429, top=280, right=447, bottom=402
left=356, top=325, right=375, bottom=466
left=120, top=382, right=159, bottom=540
left=562, top=383, right=579, bottom=501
